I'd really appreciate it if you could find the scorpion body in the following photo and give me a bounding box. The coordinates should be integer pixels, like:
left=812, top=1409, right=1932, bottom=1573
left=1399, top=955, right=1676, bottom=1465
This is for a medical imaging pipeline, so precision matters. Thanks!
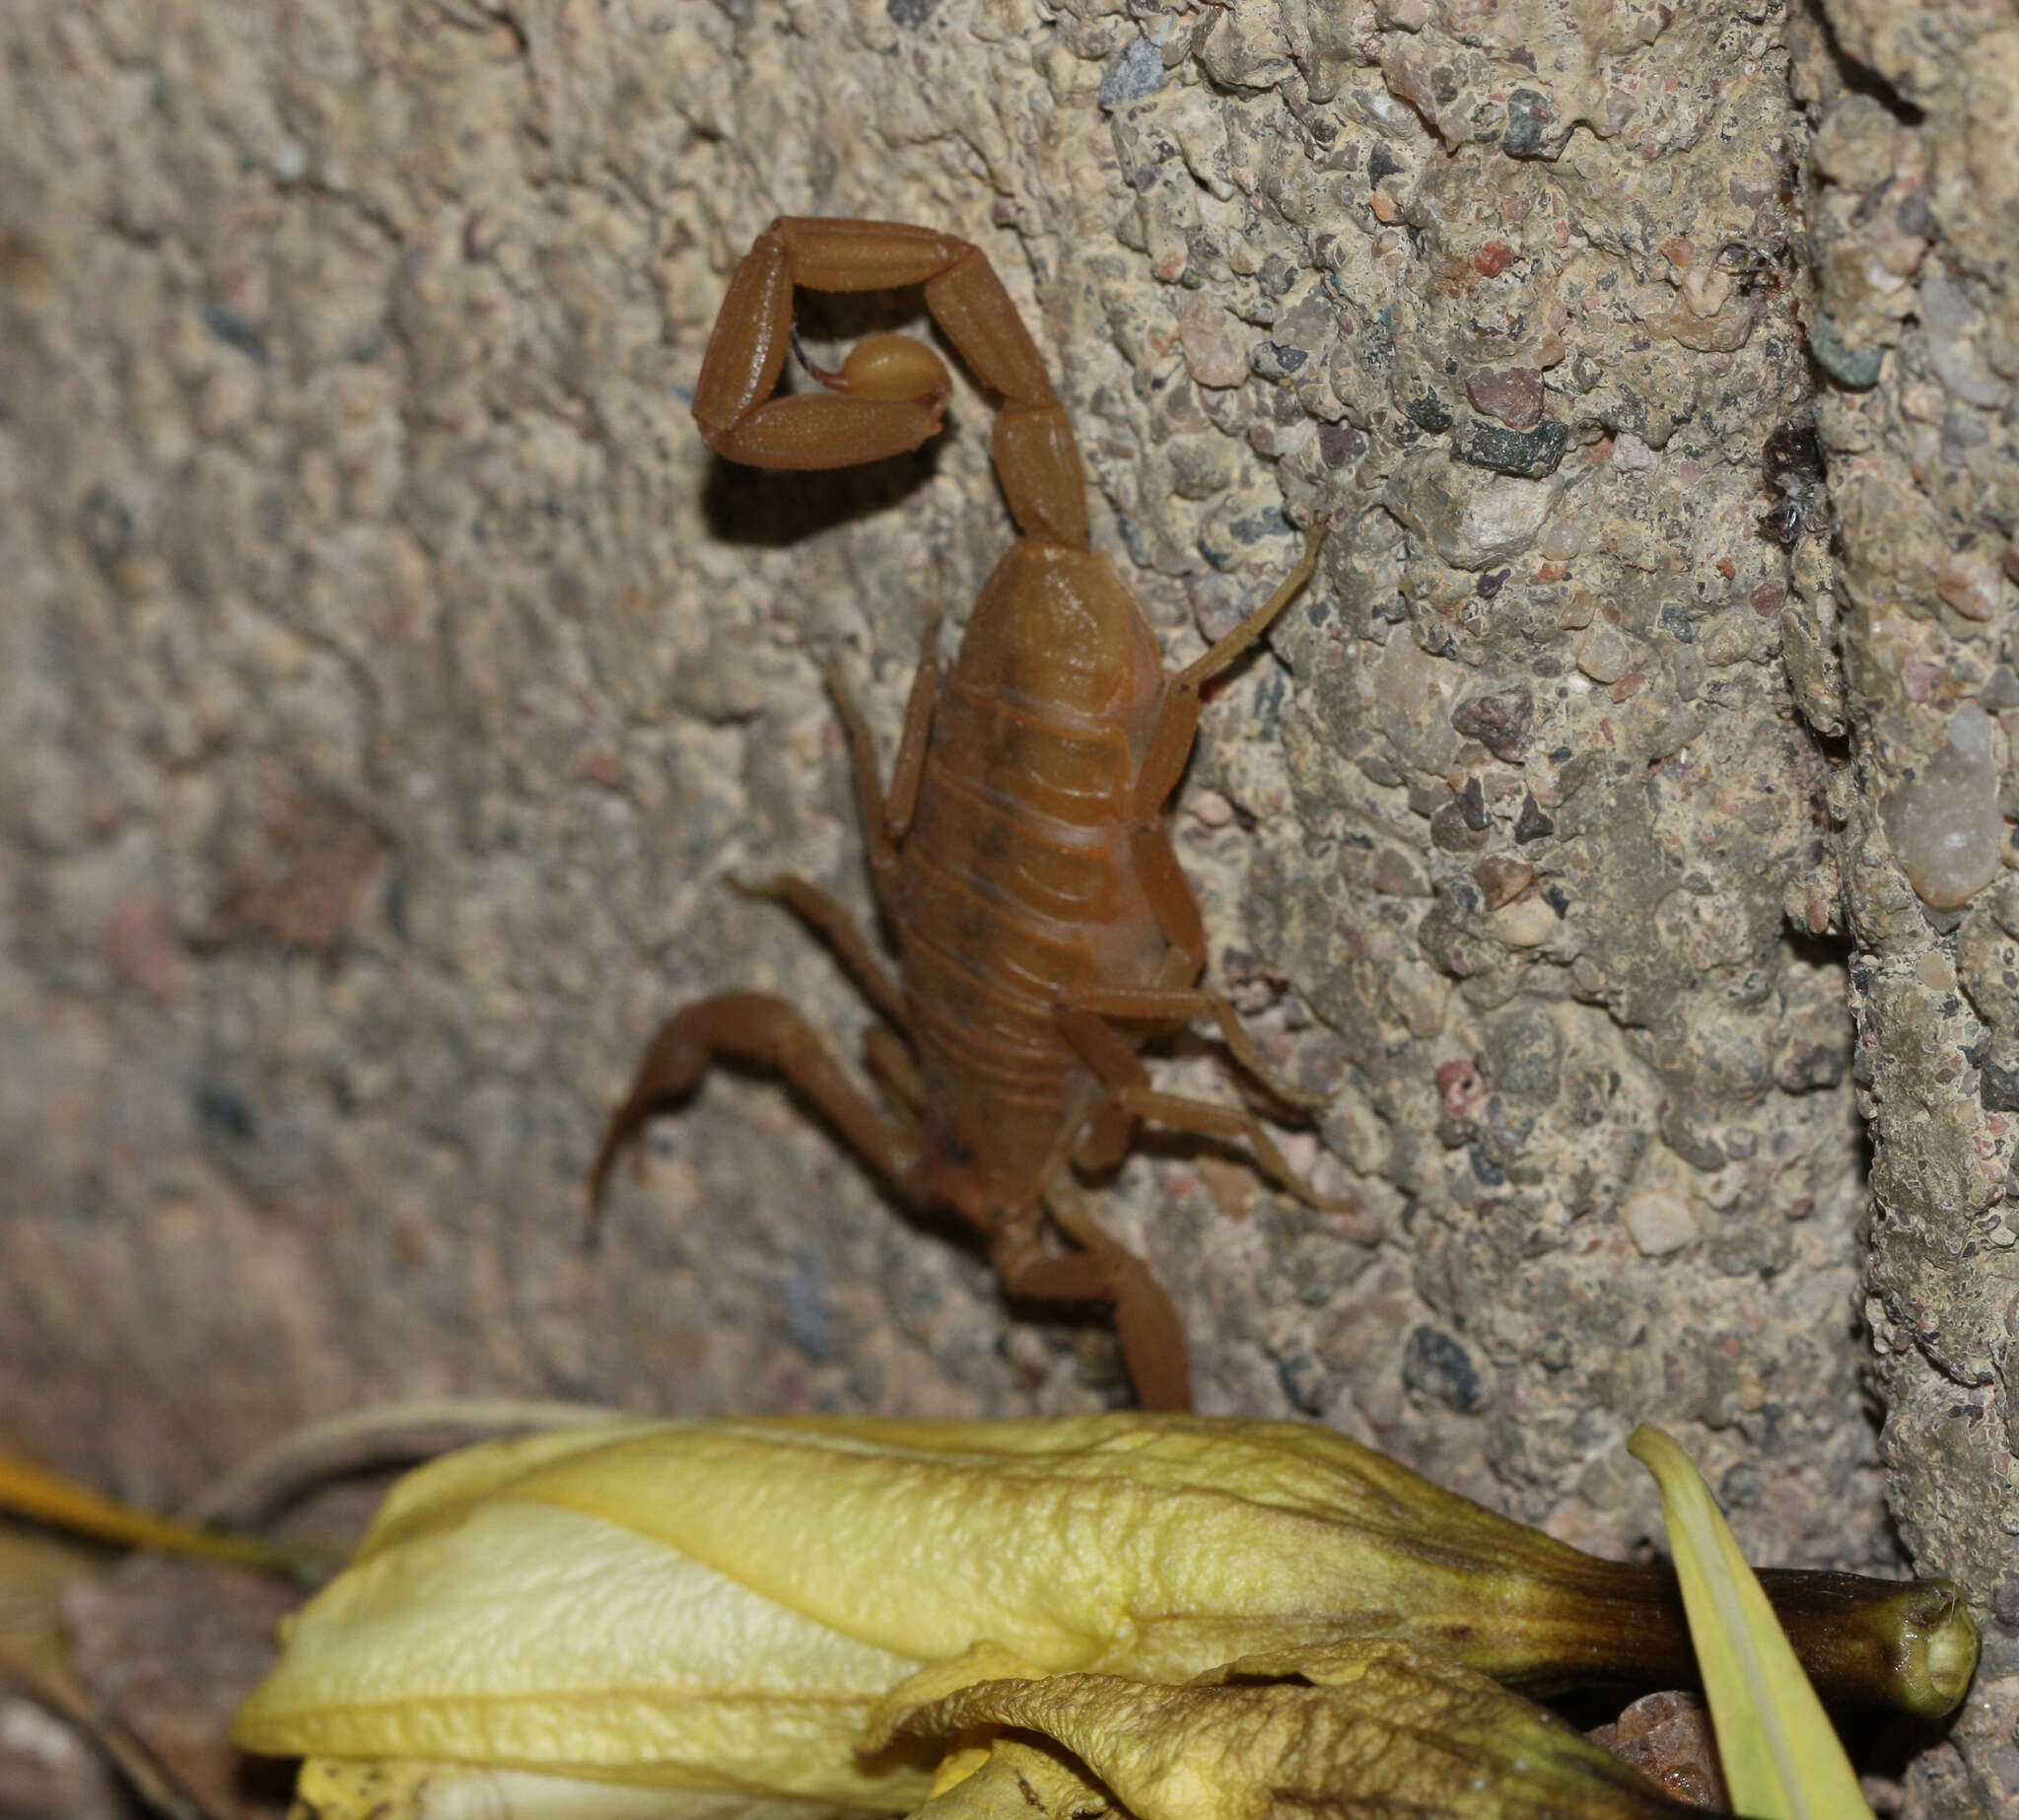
left=590, top=219, right=1337, bottom=1409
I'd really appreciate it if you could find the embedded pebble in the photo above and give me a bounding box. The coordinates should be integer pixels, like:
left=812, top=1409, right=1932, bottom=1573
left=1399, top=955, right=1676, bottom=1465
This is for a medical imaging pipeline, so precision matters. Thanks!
left=1936, top=550, right=2001, bottom=621
left=1383, top=454, right=1562, bottom=569
left=1538, top=515, right=1586, bottom=561
left=1466, top=367, right=1545, bottom=430
left=1175, top=294, right=1250, bottom=388
left=1576, top=621, right=1634, bottom=683
left=1920, top=267, right=2005, bottom=409
left=1881, top=702, right=2004, bottom=910
left=1624, top=1191, right=1700, bottom=1257
left=1097, top=36, right=1165, bottom=110
left=1451, top=686, right=1534, bottom=759
left=1492, top=894, right=1558, bottom=946
left=1452, top=417, right=1568, bottom=479
left=1401, top=1325, right=1485, bottom=1412
left=1810, top=94, right=1897, bottom=189
left=1610, top=432, right=1659, bottom=473
left=1474, top=855, right=1534, bottom=910
left=1809, top=312, right=1883, bottom=387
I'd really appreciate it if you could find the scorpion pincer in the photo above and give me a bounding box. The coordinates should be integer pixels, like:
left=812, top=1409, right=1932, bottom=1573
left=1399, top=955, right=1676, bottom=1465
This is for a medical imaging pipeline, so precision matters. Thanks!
left=589, top=217, right=1347, bottom=1410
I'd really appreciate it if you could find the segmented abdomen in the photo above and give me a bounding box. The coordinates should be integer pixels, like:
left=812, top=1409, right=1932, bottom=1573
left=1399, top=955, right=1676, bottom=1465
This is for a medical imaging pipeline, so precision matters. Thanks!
left=897, top=670, right=1161, bottom=1210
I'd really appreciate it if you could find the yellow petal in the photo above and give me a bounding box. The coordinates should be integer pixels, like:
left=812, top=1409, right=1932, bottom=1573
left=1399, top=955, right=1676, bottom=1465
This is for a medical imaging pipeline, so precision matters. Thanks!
left=333, top=1414, right=1662, bottom=1683
left=1628, top=1425, right=1876, bottom=1820
left=239, top=1410, right=1972, bottom=1807
left=0, top=1448, right=327, bottom=1580
left=236, top=1499, right=932, bottom=1808
left=290, top=1756, right=877, bottom=1819
left=881, top=1644, right=1695, bottom=1820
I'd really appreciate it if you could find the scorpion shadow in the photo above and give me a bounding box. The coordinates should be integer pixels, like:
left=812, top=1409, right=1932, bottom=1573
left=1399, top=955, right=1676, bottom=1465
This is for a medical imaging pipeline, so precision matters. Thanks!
left=699, top=443, right=942, bottom=548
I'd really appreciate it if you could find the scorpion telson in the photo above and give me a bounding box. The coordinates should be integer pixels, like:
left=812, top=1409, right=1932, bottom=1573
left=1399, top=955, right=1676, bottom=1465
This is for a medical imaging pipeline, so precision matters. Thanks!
left=589, top=218, right=1347, bottom=1409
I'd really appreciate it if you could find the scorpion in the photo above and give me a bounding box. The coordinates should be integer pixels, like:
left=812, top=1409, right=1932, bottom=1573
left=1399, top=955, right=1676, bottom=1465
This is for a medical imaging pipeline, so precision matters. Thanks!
left=589, top=217, right=1342, bottom=1410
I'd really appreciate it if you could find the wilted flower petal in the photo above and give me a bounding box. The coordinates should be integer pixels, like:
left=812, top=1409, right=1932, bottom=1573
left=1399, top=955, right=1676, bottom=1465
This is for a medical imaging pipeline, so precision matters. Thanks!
left=236, top=1413, right=1976, bottom=1813
left=237, top=1496, right=932, bottom=1808
left=874, top=1641, right=1702, bottom=1820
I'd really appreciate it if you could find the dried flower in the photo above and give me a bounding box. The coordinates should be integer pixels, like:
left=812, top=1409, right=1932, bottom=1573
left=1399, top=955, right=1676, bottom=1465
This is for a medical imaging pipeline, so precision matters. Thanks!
left=870, top=1639, right=1702, bottom=1820
left=236, top=1415, right=1977, bottom=1815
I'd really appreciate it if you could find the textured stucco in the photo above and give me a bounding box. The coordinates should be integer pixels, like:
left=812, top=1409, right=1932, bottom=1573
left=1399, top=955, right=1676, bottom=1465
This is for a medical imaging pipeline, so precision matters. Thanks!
left=1791, top=0, right=2019, bottom=1808
left=0, top=0, right=2001, bottom=1807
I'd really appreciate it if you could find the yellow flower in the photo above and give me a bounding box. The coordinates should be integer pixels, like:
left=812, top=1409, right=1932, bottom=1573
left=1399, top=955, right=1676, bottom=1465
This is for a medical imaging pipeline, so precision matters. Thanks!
left=236, top=1414, right=1975, bottom=1816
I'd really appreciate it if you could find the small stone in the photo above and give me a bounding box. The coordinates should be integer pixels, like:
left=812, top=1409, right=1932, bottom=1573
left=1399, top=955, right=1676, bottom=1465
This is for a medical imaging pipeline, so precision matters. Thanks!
left=1402, top=1325, right=1485, bottom=1413
left=1404, top=389, right=1454, bottom=432
left=1501, top=88, right=1559, bottom=159
left=1250, top=341, right=1310, bottom=381
left=1175, top=295, right=1250, bottom=388
left=1451, top=686, right=1534, bottom=759
left=1624, top=1190, right=1699, bottom=1257
left=1452, top=416, right=1568, bottom=478
left=1990, top=1572, right=2019, bottom=1633
left=1610, top=431, right=1659, bottom=473
left=1187, top=788, right=1235, bottom=829
left=1371, top=847, right=1433, bottom=896
left=198, top=298, right=268, bottom=364
left=1576, top=621, right=1634, bottom=683
left=1514, top=795, right=1556, bottom=843
left=1538, top=515, right=1585, bottom=561
left=1921, top=267, right=2005, bottom=409
left=1473, top=855, right=1534, bottom=910
left=1880, top=702, right=2004, bottom=910
left=1277, top=1351, right=1329, bottom=1416
left=1492, top=894, right=1558, bottom=946
left=1718, top=1461, right=1766, bottom=1507
left=1936, top=549, right=2001, bottom=621
left=1594, top=1690, right=1728, bottom=1812
left=1466, top=366, right=1545, bottom=431
left=77, top=485, right=137, bottom=577
left=1316, top=422, right=1366, bottom=467
left=1098, top=35, right=1165, bottom=109
left=1431, top=798, right=1492, bottom=853
left=1808, top=312, right=1884, bottom=388
left=1811, top=94, right=1898, bottom=190
left=1679, top=264, right=1732, bottom=319
left=1382, top=452, right=1562, bottom=571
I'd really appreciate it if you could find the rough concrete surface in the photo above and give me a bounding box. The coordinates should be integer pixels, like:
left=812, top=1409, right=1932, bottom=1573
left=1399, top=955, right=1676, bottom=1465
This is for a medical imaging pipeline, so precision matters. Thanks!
left=0, top=0, right=2006, bottom=1809
left=1791, top=0, right=2019, bottom=1809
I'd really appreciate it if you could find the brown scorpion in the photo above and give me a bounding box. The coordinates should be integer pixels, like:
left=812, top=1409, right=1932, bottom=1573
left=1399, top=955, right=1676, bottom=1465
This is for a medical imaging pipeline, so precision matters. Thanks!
left=589, top=218, right=1342, bottom=1409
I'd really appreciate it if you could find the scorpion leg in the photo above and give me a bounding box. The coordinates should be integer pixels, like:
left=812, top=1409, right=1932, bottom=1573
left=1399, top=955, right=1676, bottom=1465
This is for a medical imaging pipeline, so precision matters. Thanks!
left=585, top=991, right=921, bottom=1239
left=1065, top=976, right=1329, bottom=1114
left=882, top=590, right=942, bottom=842
left=863, top=1020, right=925, bottom=1127
left=1056, top=1006, right=1346, bottom=1212
left=822, top=595, right=939, bottom=922
left=993, top=1188, right=1193, bottom=1412
left=735, top=874, right=909, bottom=1033
left=1133, top=521, right=1329, bottom=816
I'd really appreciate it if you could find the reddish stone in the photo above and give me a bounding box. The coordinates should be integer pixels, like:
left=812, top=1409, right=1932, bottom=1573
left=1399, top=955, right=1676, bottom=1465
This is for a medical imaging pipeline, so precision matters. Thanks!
left=1466, top=366, right=1545, bottom=430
